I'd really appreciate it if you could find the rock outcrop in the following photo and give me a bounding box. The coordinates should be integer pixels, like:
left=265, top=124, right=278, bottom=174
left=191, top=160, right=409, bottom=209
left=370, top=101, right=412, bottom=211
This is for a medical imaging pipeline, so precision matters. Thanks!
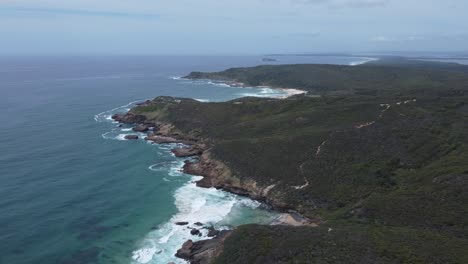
left=145, top=135, right=181, bottom=144
left=182, top=151, right=291, bottom=211
left=171, top=146, right=204, bottom=157
left=175, top=231, right=232, bottom=264
left=133, top=124, right=150, bottom=132
left=190, top=228, right=201, bottom=236
left=111, top=113, right=146, bottom=124
left=124, top=135, right=139, bottom=140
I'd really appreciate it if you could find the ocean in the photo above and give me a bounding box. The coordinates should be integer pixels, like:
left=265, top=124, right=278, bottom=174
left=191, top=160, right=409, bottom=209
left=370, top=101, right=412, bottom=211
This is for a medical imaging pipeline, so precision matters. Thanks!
left=0, top=55, right=369, bottom=264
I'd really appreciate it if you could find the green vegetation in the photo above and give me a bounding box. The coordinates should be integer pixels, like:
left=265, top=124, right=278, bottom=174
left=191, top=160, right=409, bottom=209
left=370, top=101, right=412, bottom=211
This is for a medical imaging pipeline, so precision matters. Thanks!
left=132, top=59, right=468, bottom=263
left=185, top=59, right=468, bottom=97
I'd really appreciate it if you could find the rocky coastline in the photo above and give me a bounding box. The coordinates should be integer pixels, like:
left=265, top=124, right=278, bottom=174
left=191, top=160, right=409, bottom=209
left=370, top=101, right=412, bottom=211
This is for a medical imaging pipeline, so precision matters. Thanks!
left=111, top=108, right=317, bottom=216
left=111, top=102, right=317, bottom=263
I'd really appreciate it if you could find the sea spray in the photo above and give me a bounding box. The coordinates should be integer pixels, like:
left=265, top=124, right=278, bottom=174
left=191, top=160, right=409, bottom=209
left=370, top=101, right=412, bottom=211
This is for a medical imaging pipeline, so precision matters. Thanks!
left=131, top=166, right=276, bottom=264
left=349, top=57, right=377, bottom=66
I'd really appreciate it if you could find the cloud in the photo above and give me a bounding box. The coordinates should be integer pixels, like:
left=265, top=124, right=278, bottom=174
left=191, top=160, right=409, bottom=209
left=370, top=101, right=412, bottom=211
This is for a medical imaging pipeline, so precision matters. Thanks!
left=340, top=0, right=389, bottom=8
left=370, top=36, right=396, bottom=42
left=299, top=0, right=389, bottom=8
left=0, top=6, right=159, bottom=19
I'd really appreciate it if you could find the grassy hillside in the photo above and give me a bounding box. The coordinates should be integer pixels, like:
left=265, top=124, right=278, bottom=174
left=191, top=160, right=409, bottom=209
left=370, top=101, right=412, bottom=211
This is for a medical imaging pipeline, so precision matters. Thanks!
left=131, top=61, right=468, bottom=263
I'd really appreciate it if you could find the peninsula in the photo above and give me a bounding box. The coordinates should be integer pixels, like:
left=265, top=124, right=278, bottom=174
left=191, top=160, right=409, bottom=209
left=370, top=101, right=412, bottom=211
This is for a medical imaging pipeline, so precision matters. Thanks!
left=114, top=59, right=468, bottom=263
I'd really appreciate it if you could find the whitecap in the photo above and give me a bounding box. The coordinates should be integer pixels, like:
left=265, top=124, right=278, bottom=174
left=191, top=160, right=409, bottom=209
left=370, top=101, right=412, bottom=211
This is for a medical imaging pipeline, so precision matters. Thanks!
left=169, top=76, right=188, bottom=80
left=115, top=134, right=129, bottom=141
left=349, top=57, right=377, bottom=66
left=195, top=98, right=210, bottom=102
left=130, top=158, right=276, bottom=264
left=132, top=247, right=158, bottom=264
left=94, top=99, right=147, bottom=123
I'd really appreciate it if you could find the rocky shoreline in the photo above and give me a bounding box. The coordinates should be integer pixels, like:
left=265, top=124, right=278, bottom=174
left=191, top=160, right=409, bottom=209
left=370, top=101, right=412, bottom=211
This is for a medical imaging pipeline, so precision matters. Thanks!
left=112, top=103, right=318, bottom=263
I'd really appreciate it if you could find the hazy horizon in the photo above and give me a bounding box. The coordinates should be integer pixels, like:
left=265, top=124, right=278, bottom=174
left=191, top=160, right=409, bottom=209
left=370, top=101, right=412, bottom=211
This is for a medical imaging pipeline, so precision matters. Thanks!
left=1, top=0, right=467, bottom=55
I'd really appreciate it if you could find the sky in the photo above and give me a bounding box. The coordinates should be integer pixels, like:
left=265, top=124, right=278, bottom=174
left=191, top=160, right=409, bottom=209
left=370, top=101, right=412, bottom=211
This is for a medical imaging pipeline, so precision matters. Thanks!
left=0, top=0, right=467, bottom=55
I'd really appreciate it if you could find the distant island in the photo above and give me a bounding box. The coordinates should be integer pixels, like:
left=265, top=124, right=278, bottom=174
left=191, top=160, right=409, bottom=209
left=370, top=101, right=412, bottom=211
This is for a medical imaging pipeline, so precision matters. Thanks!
left=113, top=59, right=468, bottom=263
left=261, top=58, right=277, bottom=62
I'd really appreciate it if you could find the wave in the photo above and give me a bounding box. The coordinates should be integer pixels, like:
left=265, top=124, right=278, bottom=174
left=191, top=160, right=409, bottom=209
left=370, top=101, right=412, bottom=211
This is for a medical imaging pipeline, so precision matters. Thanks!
left=169, top=76, right=188, bottom=80
left=94, top=100, right=146, bottom=123
left=195, top=98, right=210, bottom=102
left=131, top=160, right=276, bottom=264
left=95, top=99, right=278, bottom=264
left=101, top=133, right=130, bottom=141
left=349, top=57, right=378, bottom=66
left=131, top=174, right=240, bottom=264
left=170, top=76, right=289, bottom=99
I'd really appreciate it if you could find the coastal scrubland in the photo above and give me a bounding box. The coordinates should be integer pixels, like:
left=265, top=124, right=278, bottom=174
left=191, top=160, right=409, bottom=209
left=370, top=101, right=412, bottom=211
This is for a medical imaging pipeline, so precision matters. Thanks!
left=122, top=59, right=468, bottom=263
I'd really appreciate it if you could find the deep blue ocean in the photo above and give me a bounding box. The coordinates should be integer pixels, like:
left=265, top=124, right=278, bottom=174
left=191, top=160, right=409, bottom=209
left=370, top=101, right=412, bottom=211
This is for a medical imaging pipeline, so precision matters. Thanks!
left=0, top=55, right=369, bottom=264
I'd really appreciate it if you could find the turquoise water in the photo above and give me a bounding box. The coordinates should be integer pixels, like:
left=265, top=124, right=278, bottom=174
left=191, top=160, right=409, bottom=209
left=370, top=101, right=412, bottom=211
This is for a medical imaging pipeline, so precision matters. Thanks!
left=0, top=55, right=364, bottom=264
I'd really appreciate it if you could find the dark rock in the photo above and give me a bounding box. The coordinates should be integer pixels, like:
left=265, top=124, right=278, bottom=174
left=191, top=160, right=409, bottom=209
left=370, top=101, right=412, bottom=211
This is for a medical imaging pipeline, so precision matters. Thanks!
left=190, top=228, right=200, bottom=236
left=207, top=227, right=219, bottom=237
left=133, top=124, right=150, bottom=132
left=175, top=231, right=233, bottom=264
left=124, top=135, right=139, bottom=140
left=175, top=222, right=189, bottom=226
left=112, top=113, right=146, bottom=124
left=194, top=222, right=204, bottom=226
left=175, top=240, right=194, bottom=259
left=171, top=146, right=203, bottom=157
left=208, top=228, right=219, bottom=237
left=145, top=135, right=181, bottom=144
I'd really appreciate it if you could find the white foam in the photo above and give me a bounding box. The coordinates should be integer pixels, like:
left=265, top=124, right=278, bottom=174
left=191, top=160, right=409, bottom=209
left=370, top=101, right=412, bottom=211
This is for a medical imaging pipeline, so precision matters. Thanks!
left=101, top=132, right=135, bottom=141
left=195, top=98, right=210, bottom=102
left=115, top=134, right=129, bottom=141
left=121, top=128, right=133, bottom=132
left=130, top=159, right=276, bottom=264
left=132, top=247, right=158, bottom=264
left=148, top=161, right=179, bottom=172
left=94, top=99, right=147, bottom=123
left=168, top=161, right=185, bottom=177
left=208, top=81, right=231, bottom=88
left=349, top=57, right=377, bottom=66
left=169, top=76, right=188, bottom=80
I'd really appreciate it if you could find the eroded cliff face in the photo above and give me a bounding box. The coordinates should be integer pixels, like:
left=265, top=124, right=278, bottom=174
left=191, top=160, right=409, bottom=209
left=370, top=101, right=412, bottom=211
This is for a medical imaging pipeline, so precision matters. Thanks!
left=111, top=98, right=295, bottom=213
left=182, top=150, right=291, bottom=211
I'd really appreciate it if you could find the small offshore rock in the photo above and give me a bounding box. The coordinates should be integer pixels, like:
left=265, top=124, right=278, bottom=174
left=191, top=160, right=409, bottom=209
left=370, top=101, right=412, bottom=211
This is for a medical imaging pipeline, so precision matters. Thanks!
left=190, top=228, right=200, bottom=236
left=124, top=135, right=139, bottom=140
left=175, top=222, right=189, bottom=226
